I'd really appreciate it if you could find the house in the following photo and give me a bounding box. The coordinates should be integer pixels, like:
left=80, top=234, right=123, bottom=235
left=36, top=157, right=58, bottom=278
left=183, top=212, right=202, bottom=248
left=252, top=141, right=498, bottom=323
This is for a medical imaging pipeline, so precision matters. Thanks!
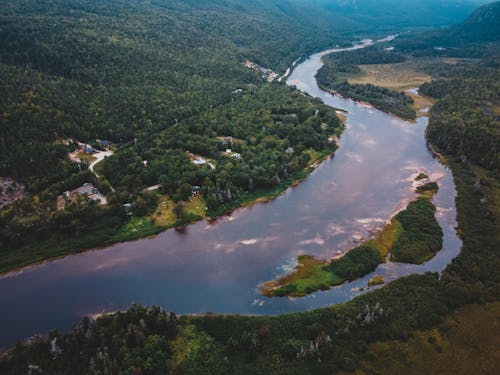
left=123, top=203, right=133, bottom=215
left=97, top=139, right=111, bottom=148
left=82, top=146, right=96, bottom=155
left=192, top=186, right=201, bottom=196
left=192, top=158, right=207, bottom=166
left=74, top=183, right=97, bottom=196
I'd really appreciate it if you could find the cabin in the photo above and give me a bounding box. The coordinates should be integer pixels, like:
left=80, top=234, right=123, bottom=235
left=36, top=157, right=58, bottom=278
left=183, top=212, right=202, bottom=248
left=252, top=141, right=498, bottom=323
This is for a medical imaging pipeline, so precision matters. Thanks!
left=97, top=139, right=111, bottom=148
left=192, top=185, right=201, bottom=196
left=74, top=183, right=97, bottom=196
left=82, top=146, right=96, bottom=155
left=63, top=191, right=71, bottom=201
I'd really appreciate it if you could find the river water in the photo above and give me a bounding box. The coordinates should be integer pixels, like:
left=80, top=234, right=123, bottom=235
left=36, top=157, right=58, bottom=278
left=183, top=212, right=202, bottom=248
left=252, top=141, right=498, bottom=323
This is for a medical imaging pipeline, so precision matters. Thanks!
left=0, top=40, right=461, bottom=348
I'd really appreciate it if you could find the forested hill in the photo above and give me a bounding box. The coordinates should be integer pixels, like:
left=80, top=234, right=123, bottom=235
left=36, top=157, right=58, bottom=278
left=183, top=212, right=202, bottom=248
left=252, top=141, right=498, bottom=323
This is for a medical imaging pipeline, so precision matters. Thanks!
left=1, top=0, right=346, bottom=187
left=314, top=0, right=489, bottom=29
left=0, top=0, right=493, bottom=268
left=396, top=1, right=500, bottom=52
left=448, top=0, right=500, bottom=43
left=0, top=0, right=341, bottom=81
left=1, top=0, right=482, bottom=188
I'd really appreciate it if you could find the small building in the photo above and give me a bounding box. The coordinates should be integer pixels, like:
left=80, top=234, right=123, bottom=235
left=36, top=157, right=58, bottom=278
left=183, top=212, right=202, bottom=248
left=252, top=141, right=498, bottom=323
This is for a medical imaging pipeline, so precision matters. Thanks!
left=74, top=183, right=97, bottom=196
left=82, top=146, right=96, bottom=155
left=123, top=203, right=133, bottom=215
left=97, top=139, right=111, bottom=148
left=192, top=186, right=201, bottom=196
left=192, top=158, right=207, bottom=166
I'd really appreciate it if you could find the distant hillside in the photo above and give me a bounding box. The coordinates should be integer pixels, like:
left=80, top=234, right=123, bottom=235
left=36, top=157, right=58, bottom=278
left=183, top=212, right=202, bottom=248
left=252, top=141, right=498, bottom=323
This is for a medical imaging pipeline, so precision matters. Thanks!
left=314, top=0, right=490, bottom=29
left=448, top=0, right=500, bottom=42
left=396, top=1, right=500, bottom=52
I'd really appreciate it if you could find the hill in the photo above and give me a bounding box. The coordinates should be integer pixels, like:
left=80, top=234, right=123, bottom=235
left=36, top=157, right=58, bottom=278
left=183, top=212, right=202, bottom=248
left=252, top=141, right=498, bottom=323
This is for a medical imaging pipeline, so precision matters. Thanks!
left=315, top=0, right=490, bottom=30
left=396, top=1, right=500, bottom=52
left=448, top=0, right=500, bottom=42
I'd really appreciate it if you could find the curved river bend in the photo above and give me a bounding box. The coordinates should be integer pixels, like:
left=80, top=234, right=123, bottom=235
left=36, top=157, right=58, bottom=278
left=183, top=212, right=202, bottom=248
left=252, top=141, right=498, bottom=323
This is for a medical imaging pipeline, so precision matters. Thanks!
left=0, top=40, right=461, bottom=348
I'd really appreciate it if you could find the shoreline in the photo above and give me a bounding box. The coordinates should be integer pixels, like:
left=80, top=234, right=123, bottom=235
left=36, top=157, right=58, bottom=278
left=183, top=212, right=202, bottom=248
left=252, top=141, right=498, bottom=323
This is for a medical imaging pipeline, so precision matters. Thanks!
left=318, top=83, right=420, bottom=123
left=0, top=146, right=340, bottom=278
left=260, top=174, right=443, bottom=298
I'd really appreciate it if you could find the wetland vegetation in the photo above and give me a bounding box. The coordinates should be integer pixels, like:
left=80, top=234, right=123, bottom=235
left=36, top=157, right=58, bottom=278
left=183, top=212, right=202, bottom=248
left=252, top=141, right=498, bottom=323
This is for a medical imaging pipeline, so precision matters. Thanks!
left=261, top=177, right=443, bottom=297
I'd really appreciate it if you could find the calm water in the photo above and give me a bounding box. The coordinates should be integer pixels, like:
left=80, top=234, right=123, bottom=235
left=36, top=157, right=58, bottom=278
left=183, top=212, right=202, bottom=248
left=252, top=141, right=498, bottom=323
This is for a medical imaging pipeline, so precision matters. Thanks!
left=0, top=40, right=461, bottom=348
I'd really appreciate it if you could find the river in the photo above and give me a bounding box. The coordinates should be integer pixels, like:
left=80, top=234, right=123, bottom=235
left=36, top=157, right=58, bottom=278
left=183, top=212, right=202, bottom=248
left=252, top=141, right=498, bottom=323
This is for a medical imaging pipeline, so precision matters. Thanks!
left=0, top=39, right=461, bottom=348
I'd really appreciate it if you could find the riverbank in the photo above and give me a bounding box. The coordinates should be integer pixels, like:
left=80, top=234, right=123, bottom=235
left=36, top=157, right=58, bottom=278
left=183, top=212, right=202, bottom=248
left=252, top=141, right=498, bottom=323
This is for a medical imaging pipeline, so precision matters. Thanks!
left=261, top=176, right=442, bottom=297
left=0, top=146, right=338, bottom=276
left=3, top=149, right=496, bottom=372
left=315, top=54, right=459, bottom=122
left=0, top=38, right=465, bottom=351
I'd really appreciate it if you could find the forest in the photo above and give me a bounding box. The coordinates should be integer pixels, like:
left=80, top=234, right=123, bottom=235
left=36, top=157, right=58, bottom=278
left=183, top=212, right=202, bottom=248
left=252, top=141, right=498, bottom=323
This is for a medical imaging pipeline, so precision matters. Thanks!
left=3, top=50, right=498, bottom=372
left=0, top=0, right=348, bottom=270
left=1, top=0, right=499, bottom=374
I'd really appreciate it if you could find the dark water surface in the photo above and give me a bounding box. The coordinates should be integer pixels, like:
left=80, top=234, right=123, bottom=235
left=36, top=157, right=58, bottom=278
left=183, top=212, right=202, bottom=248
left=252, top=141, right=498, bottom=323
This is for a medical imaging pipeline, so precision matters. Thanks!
left=0, top=40, right=461, bottom=348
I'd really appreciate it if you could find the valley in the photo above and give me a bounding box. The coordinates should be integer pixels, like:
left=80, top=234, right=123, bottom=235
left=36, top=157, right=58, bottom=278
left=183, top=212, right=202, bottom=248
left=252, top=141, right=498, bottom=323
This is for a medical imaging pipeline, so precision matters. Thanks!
left=0, top=1, right=498, bottom=374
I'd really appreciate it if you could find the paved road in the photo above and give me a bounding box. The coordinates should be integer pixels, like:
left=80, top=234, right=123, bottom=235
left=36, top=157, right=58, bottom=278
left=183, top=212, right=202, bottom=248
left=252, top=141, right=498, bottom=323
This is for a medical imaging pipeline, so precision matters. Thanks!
left=89, top=150, right=114, bottom=177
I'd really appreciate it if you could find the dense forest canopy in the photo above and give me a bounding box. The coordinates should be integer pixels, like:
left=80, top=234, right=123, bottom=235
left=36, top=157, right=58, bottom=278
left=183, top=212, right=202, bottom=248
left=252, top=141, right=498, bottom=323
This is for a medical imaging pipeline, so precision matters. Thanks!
left=1, top=0, right=486, bottom=262
left=1, top=0, right=500, bottom=374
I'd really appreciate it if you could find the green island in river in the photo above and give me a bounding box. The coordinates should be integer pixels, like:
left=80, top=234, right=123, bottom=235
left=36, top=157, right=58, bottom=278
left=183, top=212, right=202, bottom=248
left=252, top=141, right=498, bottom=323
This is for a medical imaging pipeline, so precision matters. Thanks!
left=261, top=178, right=443, bottom=297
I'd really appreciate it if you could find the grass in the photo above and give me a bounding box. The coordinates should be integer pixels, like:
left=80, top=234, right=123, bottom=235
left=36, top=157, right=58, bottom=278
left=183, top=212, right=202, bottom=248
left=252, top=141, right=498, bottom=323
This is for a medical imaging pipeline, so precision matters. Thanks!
left=260, top=255, right=342, bottom=297
left=407, top=91, right=436, bottom=116
left=346, top=303, right=500, bottom=375
left=151, top=195, right=177, bottom=227
left=260, top=218, right=400, bottom=298
left=151, top=194, right=207, bottom=228
left=367, top=275, right=385, bottom=286
left=347, top=63, right=432, bottom=91
left=112, top=217, right=160, bottom=242
left=76, top=151, right=97, bottom=164
left=416, top=181, right=439, bottom=196
left=184, top=195, right=207, bottom=218
left=364, top=219, right=403, bottom=259
left=340, top=58, right=439, bottom=118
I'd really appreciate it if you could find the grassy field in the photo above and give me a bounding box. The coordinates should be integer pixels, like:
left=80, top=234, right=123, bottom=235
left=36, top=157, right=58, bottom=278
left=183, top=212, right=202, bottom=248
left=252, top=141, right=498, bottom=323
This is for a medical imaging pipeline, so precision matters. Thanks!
left=150, top=194, right=206, bottom=228
left=347, top=63, right=432, bottom=91
left=76, top=152, right=96, bottom=164
left=111, top=217, right=160, bottom=242
left=367, top=275, right=385, bottom=286
left=346, top=302, right=500, bottom=375
left=260, top=255, right=342, bottom=297
left=341, top=58, right=446, bottom=116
